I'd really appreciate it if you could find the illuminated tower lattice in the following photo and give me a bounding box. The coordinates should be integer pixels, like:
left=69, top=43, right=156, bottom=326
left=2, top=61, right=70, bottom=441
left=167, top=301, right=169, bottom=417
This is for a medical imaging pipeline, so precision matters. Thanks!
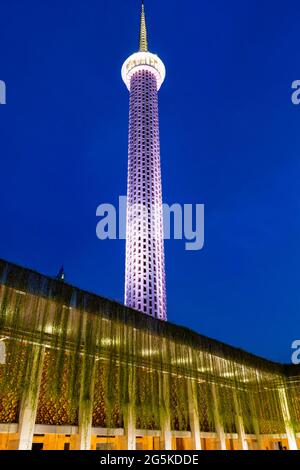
left=122, top=2, right=167, bottom=320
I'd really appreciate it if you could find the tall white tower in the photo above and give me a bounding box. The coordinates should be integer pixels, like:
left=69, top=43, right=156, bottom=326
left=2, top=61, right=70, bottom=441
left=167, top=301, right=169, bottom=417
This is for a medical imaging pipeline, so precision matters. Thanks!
left=122, top=2, right=167, bottom=321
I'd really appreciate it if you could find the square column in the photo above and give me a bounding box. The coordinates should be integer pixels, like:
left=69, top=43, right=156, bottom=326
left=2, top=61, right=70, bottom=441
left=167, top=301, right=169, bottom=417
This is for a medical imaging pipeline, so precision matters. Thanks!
left=124, top=404, right=136, bottom=450
left=124, top=367, right=136, bottom=450
left=233, top=390, right=248, bottom=450
left=211, top=384, right=226, bottom=450
left=161, top=416, right=172, bottom=450
left=17, top=345, right=45, bottom=450
left=278, top=387, right=298, bottom=450
left=77, top=358, right=96, bottom=450
left=187, top=380, right=202, bottom=450
left=160, top=373, right=172, bottom=450
left=249, top=395, right=263, bottom=450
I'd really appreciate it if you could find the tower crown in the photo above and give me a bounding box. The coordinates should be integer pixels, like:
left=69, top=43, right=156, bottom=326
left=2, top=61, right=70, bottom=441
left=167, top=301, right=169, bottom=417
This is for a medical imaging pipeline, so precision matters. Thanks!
left=121, top=1, right=166, bottom=91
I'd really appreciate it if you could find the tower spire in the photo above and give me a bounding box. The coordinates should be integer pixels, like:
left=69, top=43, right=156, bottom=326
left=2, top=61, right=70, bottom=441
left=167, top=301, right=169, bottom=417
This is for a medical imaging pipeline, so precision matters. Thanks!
left=139, top=1, right=148, bottom=52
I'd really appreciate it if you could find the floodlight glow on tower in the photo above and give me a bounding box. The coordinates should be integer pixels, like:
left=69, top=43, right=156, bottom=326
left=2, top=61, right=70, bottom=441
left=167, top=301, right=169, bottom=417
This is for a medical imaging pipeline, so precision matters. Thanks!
left=122, top=1, right=167, bottom=321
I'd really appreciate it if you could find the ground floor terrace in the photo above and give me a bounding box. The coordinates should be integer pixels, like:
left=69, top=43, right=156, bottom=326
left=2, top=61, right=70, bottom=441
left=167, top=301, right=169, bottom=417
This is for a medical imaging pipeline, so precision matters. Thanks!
left=1, top=424, right=300, bottom=451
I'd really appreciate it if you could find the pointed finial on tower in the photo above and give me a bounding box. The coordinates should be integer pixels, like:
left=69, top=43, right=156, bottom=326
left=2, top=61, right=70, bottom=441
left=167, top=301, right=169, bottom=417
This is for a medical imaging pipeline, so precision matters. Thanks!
left=139, top=1, right=148, bottom=52
left=56, top=265, right=65, bottom=282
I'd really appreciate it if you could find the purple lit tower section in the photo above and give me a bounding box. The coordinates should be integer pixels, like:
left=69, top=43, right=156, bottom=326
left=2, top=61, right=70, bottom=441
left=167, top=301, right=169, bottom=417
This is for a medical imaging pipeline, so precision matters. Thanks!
left=122, top=3, right=167, bottom=321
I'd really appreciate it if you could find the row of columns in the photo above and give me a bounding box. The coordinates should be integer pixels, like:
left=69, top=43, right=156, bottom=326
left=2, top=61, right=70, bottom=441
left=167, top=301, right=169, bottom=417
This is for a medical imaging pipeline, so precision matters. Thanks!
left=15, top=346, right=299, bottom=450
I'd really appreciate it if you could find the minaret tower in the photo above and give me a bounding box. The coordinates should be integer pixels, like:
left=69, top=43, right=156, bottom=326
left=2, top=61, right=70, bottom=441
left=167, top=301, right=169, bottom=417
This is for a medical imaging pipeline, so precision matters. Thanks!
left=122, top=1, right=167, bottom=321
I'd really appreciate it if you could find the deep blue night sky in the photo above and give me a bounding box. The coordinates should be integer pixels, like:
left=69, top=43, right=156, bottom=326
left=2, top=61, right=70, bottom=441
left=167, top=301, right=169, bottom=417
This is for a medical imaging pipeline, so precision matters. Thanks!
left=1, top=0, right=299, bottom=363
